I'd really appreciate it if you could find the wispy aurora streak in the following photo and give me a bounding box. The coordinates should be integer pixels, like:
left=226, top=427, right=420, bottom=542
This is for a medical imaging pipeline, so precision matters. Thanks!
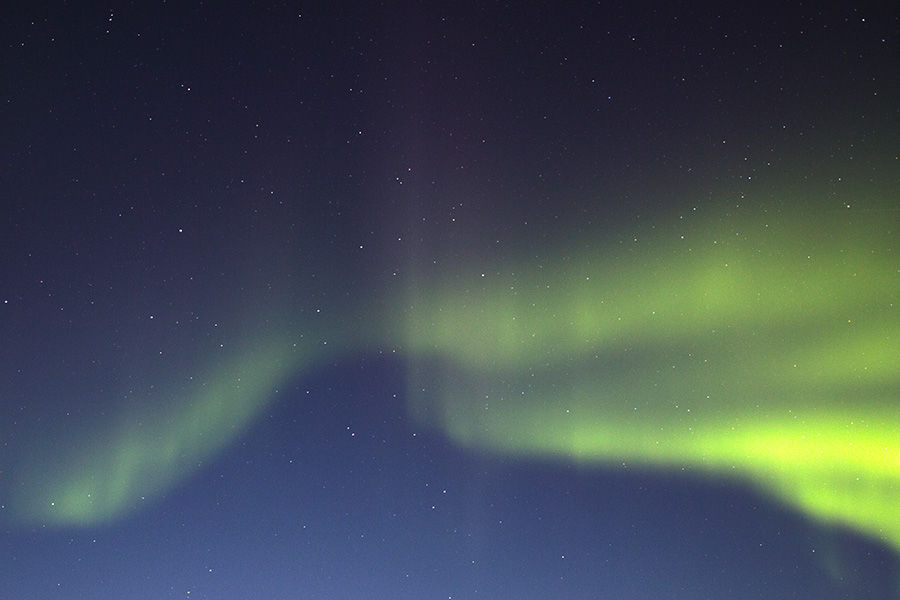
left=10, top=204, right=899, bottom=554
left=12, top=339, right=306, bottom=526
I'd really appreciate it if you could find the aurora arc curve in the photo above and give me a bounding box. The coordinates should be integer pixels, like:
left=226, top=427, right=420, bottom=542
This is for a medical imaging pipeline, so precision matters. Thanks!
left=8, top=205, right=900, bottom=554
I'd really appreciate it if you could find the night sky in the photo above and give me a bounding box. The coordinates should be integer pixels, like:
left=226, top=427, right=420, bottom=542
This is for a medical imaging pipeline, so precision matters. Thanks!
left=3, top=3, right=900, bottom=598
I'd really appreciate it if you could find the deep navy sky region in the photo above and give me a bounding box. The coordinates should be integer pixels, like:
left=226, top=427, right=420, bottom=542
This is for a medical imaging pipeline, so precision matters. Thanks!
left=3, top=3, right=900, bottom=599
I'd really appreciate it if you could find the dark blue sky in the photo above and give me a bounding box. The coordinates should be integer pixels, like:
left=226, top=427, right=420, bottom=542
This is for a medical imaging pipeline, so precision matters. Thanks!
left=2, top=2, right=900, bottom=598
left=7, top=357, right=898, bottom=598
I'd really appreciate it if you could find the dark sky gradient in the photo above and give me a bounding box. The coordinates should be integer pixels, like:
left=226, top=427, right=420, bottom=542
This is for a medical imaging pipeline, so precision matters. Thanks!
left=3, top=3, right=900, bottom=599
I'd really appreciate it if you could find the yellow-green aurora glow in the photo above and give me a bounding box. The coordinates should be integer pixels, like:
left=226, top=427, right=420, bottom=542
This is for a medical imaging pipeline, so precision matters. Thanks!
left=400, top=204, right=900, bottom=552
left=9, top=203, right=899, bottom=555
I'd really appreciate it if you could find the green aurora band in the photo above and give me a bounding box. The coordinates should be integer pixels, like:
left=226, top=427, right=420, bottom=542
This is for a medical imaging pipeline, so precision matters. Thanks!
left=8, top=204, right=900, bottom=555
left=11, top=339, right=306, bottom=525
left=400, top=205, right=900, bottom=552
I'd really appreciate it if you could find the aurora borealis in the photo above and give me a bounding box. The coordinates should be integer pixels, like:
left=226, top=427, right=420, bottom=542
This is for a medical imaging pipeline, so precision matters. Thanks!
left=402, top=204, right=900, bottom=551
left=3, top=3, right=899, bottom=598
left=11, top=202, right=898, bottom=555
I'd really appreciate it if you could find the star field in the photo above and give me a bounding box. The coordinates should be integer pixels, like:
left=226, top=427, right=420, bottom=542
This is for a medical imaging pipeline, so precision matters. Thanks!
left=2, top=3, right=899, bottom=599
